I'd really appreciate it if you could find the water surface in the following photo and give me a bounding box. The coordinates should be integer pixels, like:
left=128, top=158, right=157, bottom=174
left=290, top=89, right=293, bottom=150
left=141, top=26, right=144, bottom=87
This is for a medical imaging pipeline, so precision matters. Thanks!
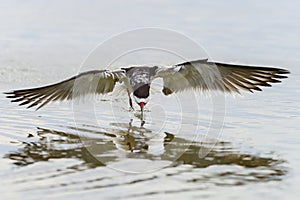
left=0, top=1, right=299, bottom=199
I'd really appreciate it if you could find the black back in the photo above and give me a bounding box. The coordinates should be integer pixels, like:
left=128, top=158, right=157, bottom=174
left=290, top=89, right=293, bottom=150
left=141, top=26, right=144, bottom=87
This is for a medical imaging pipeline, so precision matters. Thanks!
left=122, top=66, right=157, bottom=98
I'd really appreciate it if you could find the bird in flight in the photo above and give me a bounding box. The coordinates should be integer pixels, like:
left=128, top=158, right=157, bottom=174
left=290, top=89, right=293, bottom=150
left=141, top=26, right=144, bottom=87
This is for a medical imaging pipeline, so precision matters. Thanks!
left=5, top=59, right=289, bottom=121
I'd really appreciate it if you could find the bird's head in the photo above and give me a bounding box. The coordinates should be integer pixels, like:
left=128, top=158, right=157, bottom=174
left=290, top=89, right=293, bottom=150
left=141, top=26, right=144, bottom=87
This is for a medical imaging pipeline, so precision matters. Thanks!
left=133, top=96, right=149, bottom=111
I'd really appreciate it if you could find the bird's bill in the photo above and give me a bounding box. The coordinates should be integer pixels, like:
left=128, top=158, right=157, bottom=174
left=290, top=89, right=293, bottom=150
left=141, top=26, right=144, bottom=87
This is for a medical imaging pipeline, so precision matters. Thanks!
left=138, top=102, right=145, bottom=121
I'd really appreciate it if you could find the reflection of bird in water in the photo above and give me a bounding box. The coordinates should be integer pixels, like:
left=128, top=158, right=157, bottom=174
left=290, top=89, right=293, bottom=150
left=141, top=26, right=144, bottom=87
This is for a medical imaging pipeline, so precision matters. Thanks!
left=5, top=59, right=289, bottom=122
left=110, top=120, right=165, bottom=153
left=5, top=125, right=288, bottom=187
left=6, top=125, right=287, bottom=180
left=113, top=120, right=149, bottom=152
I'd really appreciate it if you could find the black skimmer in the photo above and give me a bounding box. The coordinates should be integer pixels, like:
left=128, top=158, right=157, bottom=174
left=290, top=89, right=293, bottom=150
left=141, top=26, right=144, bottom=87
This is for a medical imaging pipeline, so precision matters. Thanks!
left=5, top=59, right=289, bottom=122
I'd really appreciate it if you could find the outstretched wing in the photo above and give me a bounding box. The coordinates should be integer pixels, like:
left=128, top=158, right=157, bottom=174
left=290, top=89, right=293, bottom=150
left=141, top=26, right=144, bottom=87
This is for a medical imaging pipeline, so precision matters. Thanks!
left=154, top=59, right=290, bottom=95
left=5, top=70, right=127, bottom=110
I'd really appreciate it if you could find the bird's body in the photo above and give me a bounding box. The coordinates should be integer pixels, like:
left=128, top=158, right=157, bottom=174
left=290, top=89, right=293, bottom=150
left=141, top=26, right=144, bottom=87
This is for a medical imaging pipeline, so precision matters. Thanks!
left=124, top=66, right=157, bottom=99
left=5, top=59, right=290, bottom=121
